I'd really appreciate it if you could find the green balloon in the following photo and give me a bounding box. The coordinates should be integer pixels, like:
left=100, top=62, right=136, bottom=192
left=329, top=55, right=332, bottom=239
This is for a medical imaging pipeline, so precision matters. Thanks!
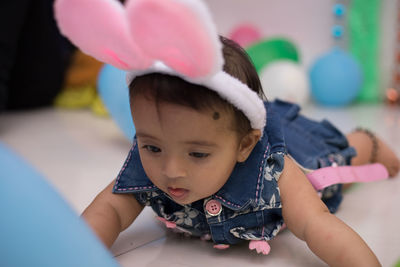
left=349, top=0, right=381, bottom=102
left=246, top=38, right=300, bottom=73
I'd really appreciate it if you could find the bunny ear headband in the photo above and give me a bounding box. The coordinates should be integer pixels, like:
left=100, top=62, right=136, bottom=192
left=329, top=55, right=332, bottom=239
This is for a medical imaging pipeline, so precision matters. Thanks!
left=54, top=0, right=266, bottom=130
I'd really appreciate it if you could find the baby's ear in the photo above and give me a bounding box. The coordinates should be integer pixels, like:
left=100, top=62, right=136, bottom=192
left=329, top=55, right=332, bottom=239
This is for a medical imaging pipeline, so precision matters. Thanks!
left=237, top=130, right=262, bottom=163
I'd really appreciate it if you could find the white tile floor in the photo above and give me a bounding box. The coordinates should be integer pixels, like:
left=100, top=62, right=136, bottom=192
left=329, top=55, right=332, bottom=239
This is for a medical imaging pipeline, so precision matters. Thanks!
left=1, top=102, right=400, bottom=266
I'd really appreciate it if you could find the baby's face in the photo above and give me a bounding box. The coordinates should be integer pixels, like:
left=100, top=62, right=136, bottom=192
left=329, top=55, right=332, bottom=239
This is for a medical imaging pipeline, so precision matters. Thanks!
left=131, top=94, right=243, bottom=205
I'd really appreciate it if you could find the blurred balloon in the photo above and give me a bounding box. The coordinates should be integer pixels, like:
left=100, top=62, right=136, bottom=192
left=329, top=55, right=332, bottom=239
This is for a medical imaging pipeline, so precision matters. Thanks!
left=229, top=24, right=262, bottom=48
left=98, top=64, right=135, bottom=141
left=385, top=88, right=400, bottom=104
left=260, top=60, right=309, bottom=105
left=246, top=38, right=300, bottom=73
left=309, top=48, right=363, bottom=106
left=0, top=142, right=120, bottom=267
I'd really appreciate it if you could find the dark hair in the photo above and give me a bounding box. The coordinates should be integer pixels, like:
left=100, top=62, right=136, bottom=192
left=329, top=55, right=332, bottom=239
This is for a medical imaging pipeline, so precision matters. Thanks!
left=129, top=36, right=265, bottom=136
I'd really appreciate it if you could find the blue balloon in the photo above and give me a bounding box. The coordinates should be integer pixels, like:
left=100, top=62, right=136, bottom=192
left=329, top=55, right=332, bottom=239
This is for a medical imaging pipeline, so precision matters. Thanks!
left=0, top=143, right=120, bottom=267
left=98, top=64, right=135, bottom=141
left=309, top=48, right=363, bottom=106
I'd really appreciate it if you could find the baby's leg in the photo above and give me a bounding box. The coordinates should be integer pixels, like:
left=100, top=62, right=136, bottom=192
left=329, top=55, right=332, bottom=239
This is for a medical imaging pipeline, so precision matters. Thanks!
left=346, top=128, right=400, bottom=177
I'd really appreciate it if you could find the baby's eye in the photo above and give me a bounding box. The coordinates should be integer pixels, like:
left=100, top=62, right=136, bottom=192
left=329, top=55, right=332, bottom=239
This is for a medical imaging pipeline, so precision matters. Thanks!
left=143, top=145, right=161, bottom=153
left=189, top=152, right=210, bottom=158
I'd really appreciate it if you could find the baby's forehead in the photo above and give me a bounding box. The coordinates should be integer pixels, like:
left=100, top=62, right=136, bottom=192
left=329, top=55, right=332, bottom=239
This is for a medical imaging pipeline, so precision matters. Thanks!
left=131, top=94, right=236, bottom=133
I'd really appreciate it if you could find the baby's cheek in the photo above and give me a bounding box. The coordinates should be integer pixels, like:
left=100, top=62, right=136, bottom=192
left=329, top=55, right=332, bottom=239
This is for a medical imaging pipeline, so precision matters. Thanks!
left=141, top=161, right=160, bottom=183
left=203, top=174, right=228, bottom=193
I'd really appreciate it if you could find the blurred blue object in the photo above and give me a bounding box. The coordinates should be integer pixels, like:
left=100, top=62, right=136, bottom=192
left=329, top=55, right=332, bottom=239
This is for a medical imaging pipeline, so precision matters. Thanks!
left=333, top=3, right=346, bottom=17
left=309, top=48, right=363, bottom=106
left=331, top=25, right=344, bottom=39
left=98, top=64, right=135, bottom=141
left=0, top=143, right=120, bottom=267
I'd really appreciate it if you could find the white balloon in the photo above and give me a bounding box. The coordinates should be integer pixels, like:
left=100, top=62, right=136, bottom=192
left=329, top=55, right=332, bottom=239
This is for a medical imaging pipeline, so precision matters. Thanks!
left=259, top=60, right=310, bottom=105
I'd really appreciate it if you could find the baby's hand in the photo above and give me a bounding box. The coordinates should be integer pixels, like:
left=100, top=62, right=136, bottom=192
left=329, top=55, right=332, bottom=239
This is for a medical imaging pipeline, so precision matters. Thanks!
left=249, top=240, right=271, bottom=255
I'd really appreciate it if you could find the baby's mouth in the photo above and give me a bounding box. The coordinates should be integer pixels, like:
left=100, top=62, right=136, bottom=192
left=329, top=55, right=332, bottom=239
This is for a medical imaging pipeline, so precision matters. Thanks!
left=167, top=187, right=189, bottom=200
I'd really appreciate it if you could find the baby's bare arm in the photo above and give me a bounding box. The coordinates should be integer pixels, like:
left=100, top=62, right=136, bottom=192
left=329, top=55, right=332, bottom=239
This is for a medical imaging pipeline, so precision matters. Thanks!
left=279, top=156, right=381, bottom=267
left=82, top=180, right=144, bottom=248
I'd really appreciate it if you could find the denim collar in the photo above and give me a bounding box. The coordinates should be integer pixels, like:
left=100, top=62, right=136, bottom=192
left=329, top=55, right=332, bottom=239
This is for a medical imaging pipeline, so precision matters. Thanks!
left=113, top=102, right=286, bottom=211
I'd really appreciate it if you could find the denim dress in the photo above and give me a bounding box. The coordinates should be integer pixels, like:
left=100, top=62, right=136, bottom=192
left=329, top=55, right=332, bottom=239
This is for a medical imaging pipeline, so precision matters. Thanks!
left=113, top=99, right=356, bottom=245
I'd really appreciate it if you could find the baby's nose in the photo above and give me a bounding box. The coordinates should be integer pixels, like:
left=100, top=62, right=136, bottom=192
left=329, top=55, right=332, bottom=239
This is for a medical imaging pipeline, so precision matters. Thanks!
left=162, top=156, right=186, bottom=179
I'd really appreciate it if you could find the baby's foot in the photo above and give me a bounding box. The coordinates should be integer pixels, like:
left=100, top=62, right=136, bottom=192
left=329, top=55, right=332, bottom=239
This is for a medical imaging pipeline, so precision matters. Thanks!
left=348, top=129, right=400, bottom=177
left=374, top=135, right=400, bottom=177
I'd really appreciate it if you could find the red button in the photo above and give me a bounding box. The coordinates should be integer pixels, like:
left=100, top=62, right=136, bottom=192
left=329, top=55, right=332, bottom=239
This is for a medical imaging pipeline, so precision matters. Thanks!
left=205, top=199, right=222, bottom=216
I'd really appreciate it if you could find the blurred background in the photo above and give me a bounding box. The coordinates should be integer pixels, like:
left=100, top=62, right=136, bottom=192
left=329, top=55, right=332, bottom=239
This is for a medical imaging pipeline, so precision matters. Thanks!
left=204, top=0, right=397, bottom=106
left=1, top=1, right=400, bottom=267
left=1, top=0, right=399, bottom=116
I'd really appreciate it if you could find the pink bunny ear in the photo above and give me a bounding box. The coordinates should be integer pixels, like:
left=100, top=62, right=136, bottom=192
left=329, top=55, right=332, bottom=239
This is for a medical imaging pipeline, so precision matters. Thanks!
left=126, top=0, right=223, bottom=79
left=54, top=0, right=153, bottom=70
